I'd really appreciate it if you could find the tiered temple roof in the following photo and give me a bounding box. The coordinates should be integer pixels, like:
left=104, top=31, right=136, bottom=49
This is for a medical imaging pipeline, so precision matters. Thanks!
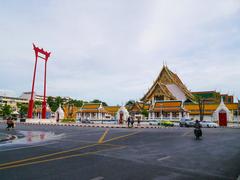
left=142, top=66, right=195, bottom=102
left=150, top=101, right=184, bottom=112
left=104, top=106, right=120, bottom=116
left=79, top=103, right=107, bottom=113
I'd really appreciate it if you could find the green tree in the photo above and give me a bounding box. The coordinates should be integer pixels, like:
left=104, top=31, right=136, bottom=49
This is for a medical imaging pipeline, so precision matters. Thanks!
left=195, top=96, right=205, bottom=121
left=34, top=101, right=42, bottom=107
left=66, top=99, right=83, bottom=107
left=90, top=99, right=108, bottom=106
left=125, top=100, right=135, bottom=106
left=55, top=96, right=63, bottom=107
left=17, top=103, right=28, bottom=118
left=47, top=96, right=61, bottom=112
left=0, top=104, right=3, bottom=116
left=141, top=109, right=149, bottom=117
left=2, top=104, right=13, bottom=117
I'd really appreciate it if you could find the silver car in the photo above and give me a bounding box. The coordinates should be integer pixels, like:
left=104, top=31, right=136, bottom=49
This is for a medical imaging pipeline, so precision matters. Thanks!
left=179, top=118, right=195, bottom=127
left=149, top=119, right=160, bottom=126
left=200, top=121, right=218, bottom=128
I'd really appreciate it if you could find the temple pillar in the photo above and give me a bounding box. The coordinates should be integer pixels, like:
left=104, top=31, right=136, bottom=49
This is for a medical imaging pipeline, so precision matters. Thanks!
left=170, top=112, right=172, bottom=120
left=179, top=113, right=182, bottom=120
left=148, top=112, right=152, bottom=119
left=152, top=112, right=155, bottom=119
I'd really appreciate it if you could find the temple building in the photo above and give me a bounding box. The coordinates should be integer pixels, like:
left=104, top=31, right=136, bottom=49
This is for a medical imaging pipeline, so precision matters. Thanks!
left=141, top=65, right=195, bottom=103
left=184, top=96, right=238, bottom=122
left=148, top=101, right=187, bottom=120
left=141, top=65, right=239, bottom=124
left=104, top=106, right=120, bottom=120
left=141, top=65, right=194, bottom=120
left=127, top=102, right=150, bottom=120
left=76, top=103, right=107, bottom=120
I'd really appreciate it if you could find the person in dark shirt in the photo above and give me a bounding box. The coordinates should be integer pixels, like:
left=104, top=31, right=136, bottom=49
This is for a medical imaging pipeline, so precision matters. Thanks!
left=194, top=120, right=202, bottom=139
left=127, top=117, right=131, bottom=128
left=6, top=117, right=14, bottom=130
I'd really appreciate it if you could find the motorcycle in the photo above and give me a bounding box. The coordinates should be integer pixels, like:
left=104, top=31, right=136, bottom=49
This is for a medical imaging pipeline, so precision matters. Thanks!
left=194, top=128, right=202, bottom=140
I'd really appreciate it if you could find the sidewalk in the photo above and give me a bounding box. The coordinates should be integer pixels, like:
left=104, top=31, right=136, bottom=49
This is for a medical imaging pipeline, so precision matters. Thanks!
left=0, top=121, right=239, bottom=129
left=0, top=121, right=177, bottom=129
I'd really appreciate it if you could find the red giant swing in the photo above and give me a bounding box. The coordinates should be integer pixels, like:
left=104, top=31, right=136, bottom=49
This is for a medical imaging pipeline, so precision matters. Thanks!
left=27, top=44, right=51, bottom=119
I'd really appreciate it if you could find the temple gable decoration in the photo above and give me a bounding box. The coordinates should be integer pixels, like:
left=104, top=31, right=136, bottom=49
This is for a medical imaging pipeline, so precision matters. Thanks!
left=142, top=65, right=195, bottom=103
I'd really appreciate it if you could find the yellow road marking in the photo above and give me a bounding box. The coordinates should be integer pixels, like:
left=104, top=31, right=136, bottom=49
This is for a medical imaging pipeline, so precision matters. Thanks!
left=98, top=129, right=109, bottom=144
left=0, top=143, right=120, bottom=168
left=0, top=130, right=140, bottom=170
left=103, top=131, right=140, bottom=143
left=0, top=143, right=98, bottom=167
left=0, top=146, right=126, bottom=170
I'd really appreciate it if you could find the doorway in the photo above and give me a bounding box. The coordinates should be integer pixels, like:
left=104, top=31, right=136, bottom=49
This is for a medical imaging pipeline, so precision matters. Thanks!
left=219, top=110, right=227, bottom=126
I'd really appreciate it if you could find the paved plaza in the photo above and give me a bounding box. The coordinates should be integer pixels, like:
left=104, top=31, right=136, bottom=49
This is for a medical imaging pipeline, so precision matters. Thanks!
left=0, top=124, right=239, bottom=180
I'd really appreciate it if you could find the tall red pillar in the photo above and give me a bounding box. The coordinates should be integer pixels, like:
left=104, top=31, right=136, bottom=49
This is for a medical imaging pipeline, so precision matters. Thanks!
left=42, top=60, right=48, bottom=119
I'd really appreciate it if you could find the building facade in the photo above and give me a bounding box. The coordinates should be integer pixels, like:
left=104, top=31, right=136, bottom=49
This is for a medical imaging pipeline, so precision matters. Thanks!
left=141, top=65, right=239, bottom=122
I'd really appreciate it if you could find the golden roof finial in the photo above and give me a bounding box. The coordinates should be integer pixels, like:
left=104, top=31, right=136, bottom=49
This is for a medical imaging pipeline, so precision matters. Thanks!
left=163, top=60, right=165, bottom=67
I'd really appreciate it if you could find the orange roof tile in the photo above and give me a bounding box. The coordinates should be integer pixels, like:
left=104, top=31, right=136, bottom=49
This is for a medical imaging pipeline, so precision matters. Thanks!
left=82, top=103, right=101, bottom=109
left=155, top=101, right=182, bottom=107
left=104, top=106, right=120, bottom=113
left=153, top=107, right=181, bottom=112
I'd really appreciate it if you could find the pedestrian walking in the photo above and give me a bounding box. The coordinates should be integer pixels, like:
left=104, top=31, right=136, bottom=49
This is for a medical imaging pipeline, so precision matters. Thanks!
left=127, top=117, right=131, bottom=128
left=137, top=118, right=140, bottom=126
left=131, top=117, right=134, bottom=127
left=6, top=117, right=14, bottom=131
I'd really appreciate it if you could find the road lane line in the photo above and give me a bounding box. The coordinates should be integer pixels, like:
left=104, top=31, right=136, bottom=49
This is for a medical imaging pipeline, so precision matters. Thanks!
left=0, top=143, right=124, bottom=167
left=0, top=142, right=58, bottom=152
left=103, top=131, right=140, bottom=143
left=98, top=129, right=109, bottom=144
left=0, top=146, right=125, bottom=170
left=157, top=156, right=171, bottom=161
left=90, top=176, right=104, bottom=180
left=0, top=143, right=98, bottom=167
left=182, top=130, right=193, bottom=136
left=0, top=130, right=135, bottom=168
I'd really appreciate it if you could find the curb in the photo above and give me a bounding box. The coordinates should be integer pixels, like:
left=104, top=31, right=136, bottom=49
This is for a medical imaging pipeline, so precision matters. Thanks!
left=0, top=121, right=239, bottom=129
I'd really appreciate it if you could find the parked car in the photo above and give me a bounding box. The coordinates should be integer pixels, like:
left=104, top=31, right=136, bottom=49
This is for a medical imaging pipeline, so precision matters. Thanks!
left=179, top=118, right=195, bottom=127
left=200, top=121, right=218, bottom=128
left=81, top=119, right=94, bottom=124
left=160, top=120, right=174, bottom=127
left=149, top=119, right=160, bottom=126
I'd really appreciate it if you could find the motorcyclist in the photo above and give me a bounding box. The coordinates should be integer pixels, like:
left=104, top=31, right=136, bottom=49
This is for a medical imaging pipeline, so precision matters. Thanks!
left=194, top=120, right=202, bottom=139
left=6, top=117, right=14, bottom=131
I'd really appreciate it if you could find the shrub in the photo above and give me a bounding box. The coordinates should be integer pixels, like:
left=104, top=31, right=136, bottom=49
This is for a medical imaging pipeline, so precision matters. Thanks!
left=61, top=118, right=76, bottom=123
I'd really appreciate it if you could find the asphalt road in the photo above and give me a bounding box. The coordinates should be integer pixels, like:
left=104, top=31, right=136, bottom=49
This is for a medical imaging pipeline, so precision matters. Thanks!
left=0, top=124, right=239, bottom=180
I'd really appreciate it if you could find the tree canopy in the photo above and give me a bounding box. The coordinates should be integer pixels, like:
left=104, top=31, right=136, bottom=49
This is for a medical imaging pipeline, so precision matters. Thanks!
left=47, top=96, right=64, bottom=112
left=17, top=103, right=28, bottom=118
left=66, top=99, right=84, bottom=107
left=125, top=100, right=135, bottom=106
left=1, top=104, right=13, bottom=117
left=90, top=99, right=108, bottom=106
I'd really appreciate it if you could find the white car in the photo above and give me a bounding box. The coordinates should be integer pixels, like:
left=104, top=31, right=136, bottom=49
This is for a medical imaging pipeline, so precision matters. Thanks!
left=200, top=121, right=219, bottom=128
left=149, top=119, right=160, bottom=126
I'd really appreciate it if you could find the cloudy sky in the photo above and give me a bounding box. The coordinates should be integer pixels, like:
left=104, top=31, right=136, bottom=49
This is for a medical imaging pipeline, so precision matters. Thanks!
left=0, top=0, right=240, bottom=105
